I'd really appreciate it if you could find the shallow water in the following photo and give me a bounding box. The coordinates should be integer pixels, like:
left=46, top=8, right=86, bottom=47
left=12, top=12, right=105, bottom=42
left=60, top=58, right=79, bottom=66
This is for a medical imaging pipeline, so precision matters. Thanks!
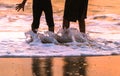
left=0, top=1, right=120, bottom=76
left=0, top=0, right=120, bottom=56
left=0, top=56, right=120, bottom=76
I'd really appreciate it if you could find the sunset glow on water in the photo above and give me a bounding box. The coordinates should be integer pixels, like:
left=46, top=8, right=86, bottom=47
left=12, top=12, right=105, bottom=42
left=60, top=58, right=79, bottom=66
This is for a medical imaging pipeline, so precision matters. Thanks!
left=0, top=0, right=120, bottom=56
left=0, top=0, right=120, bottom=76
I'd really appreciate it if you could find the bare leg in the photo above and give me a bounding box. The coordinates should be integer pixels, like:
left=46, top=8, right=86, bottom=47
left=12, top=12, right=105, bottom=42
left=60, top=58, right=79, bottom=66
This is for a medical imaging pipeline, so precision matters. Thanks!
left=78, top=19, right=86, bottom=33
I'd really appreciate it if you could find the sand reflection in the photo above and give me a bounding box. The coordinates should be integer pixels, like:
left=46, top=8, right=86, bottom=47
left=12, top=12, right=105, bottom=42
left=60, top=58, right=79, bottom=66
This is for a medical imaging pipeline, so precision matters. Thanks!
left=0, top=56, right=120, bottom=76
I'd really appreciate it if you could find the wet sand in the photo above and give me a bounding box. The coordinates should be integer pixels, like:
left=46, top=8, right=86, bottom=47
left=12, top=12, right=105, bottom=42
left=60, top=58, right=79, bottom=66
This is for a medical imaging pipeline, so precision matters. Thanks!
left=0, top=56, right=120, bottom=76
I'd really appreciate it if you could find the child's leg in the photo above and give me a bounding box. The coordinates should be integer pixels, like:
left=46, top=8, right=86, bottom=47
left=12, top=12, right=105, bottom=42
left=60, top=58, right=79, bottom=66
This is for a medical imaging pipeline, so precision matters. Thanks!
left=62, top=19, right=70, bottom=29
left=78, top=19, right=86, bottom=33
left=31, top=0, right=42, bottom=33
left=44, top=0, right=54, bottom=32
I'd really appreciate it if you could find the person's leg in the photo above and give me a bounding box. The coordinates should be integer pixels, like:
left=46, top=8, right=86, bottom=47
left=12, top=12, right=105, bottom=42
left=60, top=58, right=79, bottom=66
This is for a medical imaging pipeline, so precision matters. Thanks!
left=31, top=0, right=42, bottom=33
left=62, top=19, right=70, bottom=29
left=44, top=0, right=54, bottom=32
left=78, top=19, right=86, bottom=33
left=62, top=0, right=70, bottom=30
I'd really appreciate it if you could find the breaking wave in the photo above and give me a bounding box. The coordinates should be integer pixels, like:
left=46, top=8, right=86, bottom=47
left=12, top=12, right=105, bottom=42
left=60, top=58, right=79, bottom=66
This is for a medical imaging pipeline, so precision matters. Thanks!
left=25, top=28, right=120, bottom=52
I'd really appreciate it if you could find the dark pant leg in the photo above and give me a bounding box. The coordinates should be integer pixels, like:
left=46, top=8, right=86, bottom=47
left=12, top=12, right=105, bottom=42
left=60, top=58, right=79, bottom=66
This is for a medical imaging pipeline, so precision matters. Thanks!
left=43, top=0, right=54, bottom=32
left=62, top=19, right=70, bottom=29
left=78, top=19, right=86, bottom=33
left=31, top=0, right=42, bottom=33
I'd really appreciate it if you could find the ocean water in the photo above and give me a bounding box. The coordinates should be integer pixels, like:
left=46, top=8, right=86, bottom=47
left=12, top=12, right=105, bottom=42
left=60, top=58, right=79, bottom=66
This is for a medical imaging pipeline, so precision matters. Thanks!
left=0, top=0, right=120, bottom=57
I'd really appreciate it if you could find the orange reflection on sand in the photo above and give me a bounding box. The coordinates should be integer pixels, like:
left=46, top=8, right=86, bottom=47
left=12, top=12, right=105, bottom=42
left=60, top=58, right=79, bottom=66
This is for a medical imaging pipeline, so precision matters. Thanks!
left=0, top=58, right=32, bottom=76
left=86, top=56, right=120, bottom=76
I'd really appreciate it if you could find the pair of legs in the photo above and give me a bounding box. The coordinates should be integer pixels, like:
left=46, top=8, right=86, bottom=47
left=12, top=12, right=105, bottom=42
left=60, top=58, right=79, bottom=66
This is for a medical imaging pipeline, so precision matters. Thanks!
left=62, top=19, right=86, bottom=33
left=31, top=0, right=54, bottom=33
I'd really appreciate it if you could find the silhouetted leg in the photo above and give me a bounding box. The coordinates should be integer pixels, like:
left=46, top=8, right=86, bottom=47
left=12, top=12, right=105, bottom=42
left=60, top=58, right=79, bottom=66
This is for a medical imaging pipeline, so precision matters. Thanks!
left=78, top=19, right=86, bottom=33
left=62, top=19, right=70, bottom=29
left=44, top=1, right=54, bottom=32
left=48, top=26, right=54, bottom=33
left=31, top=0, right=42, bottom=33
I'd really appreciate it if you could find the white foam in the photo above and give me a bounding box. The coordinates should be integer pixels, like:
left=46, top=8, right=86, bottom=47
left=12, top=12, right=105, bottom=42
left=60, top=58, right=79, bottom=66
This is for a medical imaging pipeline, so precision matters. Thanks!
left=0, top=14, right=120, bottom=57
